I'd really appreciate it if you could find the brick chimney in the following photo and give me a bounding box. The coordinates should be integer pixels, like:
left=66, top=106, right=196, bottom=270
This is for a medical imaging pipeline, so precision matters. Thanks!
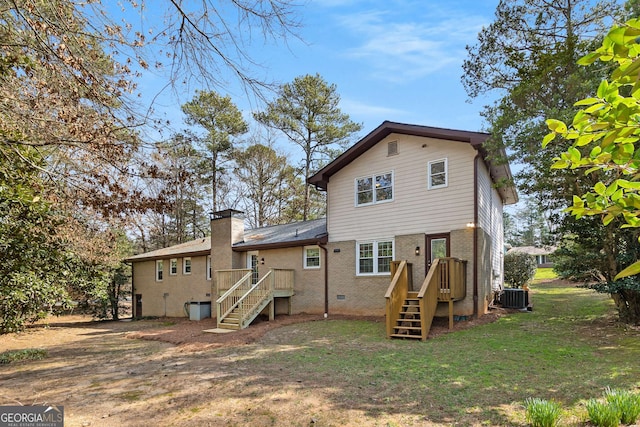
left=210, top=209, right=245, bottom=292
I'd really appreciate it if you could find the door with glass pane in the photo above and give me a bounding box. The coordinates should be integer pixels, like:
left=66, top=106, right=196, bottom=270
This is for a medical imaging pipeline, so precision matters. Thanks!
left=426, top=233, right=450, bottom=271
left=246, top=251, right=259, bottom=285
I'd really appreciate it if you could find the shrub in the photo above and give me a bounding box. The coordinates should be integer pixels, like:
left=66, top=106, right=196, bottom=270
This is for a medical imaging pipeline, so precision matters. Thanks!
left=524, top=397, right=562, bottom=427
left=604, top=388, right=640, bottom=425
left=0, top=348, right=47, bottom=364
left=504, top=252, right=537, bottom=288
left=586, top=398, right=620, bottom=427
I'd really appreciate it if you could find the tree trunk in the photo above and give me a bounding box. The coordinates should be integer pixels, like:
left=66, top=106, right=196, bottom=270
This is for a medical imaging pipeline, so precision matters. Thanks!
left=612, top=289, right=640, bottom=325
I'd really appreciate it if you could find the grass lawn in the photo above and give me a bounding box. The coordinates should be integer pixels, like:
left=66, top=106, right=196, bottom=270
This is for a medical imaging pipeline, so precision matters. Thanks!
left=212, top=281, right=640, bottom=426
left=534, top=267, right=558, bottom=282
left=2, top=280, right=639, bottom=426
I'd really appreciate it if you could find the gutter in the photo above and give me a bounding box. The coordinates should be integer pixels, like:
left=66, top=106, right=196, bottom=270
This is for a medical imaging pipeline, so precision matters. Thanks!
left=319, top=242, right=329, bottom=318
left=473, top=153, right=480, bottom=318
left=232, top=237, right=327, bottom=252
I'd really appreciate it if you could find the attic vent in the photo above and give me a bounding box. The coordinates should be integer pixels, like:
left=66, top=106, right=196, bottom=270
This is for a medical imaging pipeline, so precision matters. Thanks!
left=387, top=141, right=398, bottom=156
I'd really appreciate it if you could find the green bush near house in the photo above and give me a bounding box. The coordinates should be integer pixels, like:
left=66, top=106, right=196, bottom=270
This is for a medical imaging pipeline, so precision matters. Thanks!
left=504, top=251, right=537, bottom=288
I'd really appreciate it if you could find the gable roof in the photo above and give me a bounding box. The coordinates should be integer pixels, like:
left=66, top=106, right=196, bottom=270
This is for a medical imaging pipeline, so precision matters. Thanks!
left=124, top=218, right=328, bottom=262
left=308, top=121, right=518, bottom=205
left=233, top=218, right=327, bottom=251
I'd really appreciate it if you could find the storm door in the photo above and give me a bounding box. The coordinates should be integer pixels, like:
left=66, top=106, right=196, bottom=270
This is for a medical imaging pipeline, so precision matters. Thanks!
left=247, top=251, right=259, bottom=285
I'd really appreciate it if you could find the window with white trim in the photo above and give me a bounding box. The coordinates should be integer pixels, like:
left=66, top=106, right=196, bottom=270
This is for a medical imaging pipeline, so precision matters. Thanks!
left=356, top=239, right=394, bottom=275
left=156, top=260, right=164, bottom=281
left=170, top=258, right=177, bottom=275
left=304, top=246, right=321, bottom=269
left=428, top=159, right=447, bottom=189
left=355, top=171, right=393, bottom=206
left=206, top=255, right=212, bottom=280
left=183, top=257, right=192, bottom=275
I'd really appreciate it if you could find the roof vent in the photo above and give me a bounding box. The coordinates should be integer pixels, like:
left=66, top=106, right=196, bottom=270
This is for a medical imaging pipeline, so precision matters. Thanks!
left=388, top=141, right=398, bottom=156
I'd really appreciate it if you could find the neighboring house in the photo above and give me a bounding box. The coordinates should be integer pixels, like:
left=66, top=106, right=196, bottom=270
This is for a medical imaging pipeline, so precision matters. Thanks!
left=127, top=121, right=518, bottom=334
left=507, top=246, right=556, bottom=267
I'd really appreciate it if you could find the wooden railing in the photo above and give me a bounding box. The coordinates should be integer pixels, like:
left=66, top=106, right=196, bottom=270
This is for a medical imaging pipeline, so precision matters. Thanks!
left=235, top=270, right=274, bottom=328
left=216, top=269, right=252, bottom=295
left=386, top=258, right=467, bottom=340
left=436, top=258, right=467, bottom=302
left=272, top=268, right=294, bottom=293
left=385, top=260, right=410, bottom=338
left=216, top=271, right=253, bottom=322
left=417, top=260, right=441, bottom=340
left=216, top=268, right=295, bottom=329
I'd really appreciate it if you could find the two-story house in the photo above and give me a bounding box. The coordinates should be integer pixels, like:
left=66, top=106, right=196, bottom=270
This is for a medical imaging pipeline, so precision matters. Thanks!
left=127, top=121, right=517, bottom=337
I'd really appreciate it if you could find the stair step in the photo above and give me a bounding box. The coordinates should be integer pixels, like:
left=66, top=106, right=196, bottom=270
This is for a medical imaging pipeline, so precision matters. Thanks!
left=217, top=323, right=240, bottom=330
left=396, top=320, right=421, bottom=326
left=389, top=333, right=422, bottom=339
left=394, top=325, right=422, bottom=331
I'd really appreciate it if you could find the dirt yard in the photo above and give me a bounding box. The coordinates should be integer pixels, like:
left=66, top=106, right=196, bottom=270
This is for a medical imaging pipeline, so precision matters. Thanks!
left=0, top=312, right=500, bottom=426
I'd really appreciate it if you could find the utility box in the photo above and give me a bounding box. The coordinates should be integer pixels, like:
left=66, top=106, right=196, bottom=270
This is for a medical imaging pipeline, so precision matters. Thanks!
left=189, top=301, right=211, bottom=320
left=502, top=288, right=527, bottom=309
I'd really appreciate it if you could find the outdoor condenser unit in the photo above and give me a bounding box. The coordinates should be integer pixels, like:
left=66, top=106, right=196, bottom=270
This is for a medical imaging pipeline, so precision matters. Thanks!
left=502, top=288, right=527, bottom=309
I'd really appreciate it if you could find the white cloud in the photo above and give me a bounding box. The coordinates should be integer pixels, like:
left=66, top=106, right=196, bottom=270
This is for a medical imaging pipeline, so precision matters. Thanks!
left=337, top=7, right=487, bottom=82
left=340, top=97, right=407, bottom=119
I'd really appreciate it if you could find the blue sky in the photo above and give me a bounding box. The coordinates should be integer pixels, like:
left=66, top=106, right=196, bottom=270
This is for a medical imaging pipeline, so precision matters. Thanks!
left=134, top=0, right=502, bottom=141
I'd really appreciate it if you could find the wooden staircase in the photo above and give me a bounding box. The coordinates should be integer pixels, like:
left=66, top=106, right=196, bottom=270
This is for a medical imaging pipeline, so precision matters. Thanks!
left=389, top=292, right=423, bottom=339
left=217, top=289, right=272, bottom=330
left=216, top=269, right=294, bottom=331
left=385, top=258, right=466, bottom=341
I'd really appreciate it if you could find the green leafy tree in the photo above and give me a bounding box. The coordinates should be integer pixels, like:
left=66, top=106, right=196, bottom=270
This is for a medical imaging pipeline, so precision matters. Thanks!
left=544, top=18, right=640, bottom=323
left=504, top=252, right=537, bottom=288
left=254, top=73, right=362, bottom=221
left=463, top=0, right=622, bottom=214
left=0, top=147, right=74, bottom=332
left=181, top=91, right=248, bottom=212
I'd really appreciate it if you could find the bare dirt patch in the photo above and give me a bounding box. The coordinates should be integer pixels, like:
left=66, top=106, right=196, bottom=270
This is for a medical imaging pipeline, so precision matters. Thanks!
left=124, top=311, right=503, bottom=352
left=0, top=308, right=512, bottom=426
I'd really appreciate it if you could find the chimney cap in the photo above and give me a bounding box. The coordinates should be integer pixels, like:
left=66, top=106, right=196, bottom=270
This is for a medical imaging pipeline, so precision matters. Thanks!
left=210, top=209, right=245, bottom=220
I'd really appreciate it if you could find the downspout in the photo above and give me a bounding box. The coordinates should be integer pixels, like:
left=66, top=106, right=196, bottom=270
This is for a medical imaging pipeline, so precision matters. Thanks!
left=473, top=153, right=480, bottom=318
left=319, top=242, right=329, bottom=318
left=129, top=261, right=135, bottom=320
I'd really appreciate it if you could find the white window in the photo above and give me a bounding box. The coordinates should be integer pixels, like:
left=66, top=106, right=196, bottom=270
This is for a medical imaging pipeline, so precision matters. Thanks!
left=207, top=255, right=212, bottom=280
left=356, top=240, right=394, bottom=275
left=304, top=246, right=321, bottom=269
left=183, top=257, right=192, bottom=275
left=428, top=159, right=448, bottom=189
left=355, top=171, right=393, bottom=206
left=170, top=258, right=177, bottom=275
left=156, top=260, right=164, bottom=282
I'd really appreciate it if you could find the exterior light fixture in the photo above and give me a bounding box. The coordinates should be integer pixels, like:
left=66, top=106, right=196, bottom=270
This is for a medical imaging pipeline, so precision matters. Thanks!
left=415, top=246, right=420, bottom=256
left=466, top=222, right=476, bottom=228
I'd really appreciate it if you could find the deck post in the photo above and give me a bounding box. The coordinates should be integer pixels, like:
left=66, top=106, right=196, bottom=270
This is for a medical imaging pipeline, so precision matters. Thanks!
left=448, top=300, right=454, bottom=330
